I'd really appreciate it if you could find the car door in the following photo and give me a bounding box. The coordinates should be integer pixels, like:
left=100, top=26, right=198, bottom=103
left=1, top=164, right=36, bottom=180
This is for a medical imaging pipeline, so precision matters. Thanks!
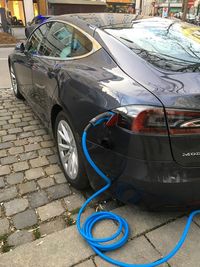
left=17, top=23, right=49, bottom=100
left=31, top=21, right=74, bottom=124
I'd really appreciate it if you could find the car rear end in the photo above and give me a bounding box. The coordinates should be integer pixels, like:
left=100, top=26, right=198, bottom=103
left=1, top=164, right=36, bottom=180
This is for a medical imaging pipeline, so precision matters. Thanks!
left=89, top=17, right=200, bottom=209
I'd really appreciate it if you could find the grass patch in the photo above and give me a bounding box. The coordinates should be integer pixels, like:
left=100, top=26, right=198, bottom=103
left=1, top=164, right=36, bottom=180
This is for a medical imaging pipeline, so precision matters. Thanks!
left=0, top=234, right=13, bottom=253
left=70, top=207, right=80, bottom=215
left=33, top=228, right=41, bottom=240
left=1, top=244, right=12, bottom=253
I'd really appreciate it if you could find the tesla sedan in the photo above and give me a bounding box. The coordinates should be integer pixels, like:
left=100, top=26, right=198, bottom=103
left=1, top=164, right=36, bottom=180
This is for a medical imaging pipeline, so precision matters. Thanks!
left=9, top=13, right=200, bottom=209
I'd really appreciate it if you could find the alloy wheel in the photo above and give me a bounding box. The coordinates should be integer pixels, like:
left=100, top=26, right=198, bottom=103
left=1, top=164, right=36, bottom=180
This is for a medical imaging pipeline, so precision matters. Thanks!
left=10, top=67, right=18, bottom=95
left=57, top=120, right=79, bottom=180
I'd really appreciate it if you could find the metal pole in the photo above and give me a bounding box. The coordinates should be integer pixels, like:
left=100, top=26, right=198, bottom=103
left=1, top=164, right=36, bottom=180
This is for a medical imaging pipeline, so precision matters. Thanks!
left=168, top=0, right=170, bottom=17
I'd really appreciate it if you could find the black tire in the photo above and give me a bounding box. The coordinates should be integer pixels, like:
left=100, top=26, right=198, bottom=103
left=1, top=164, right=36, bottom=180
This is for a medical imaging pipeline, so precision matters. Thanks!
left=9, top=65, right=24, bottom=100
left=55, top=111, right=89, bottom=190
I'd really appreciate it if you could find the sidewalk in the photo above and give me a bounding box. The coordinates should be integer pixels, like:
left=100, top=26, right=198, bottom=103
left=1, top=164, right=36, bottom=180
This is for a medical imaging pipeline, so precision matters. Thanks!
left=0, top=205, right=200, bottom=267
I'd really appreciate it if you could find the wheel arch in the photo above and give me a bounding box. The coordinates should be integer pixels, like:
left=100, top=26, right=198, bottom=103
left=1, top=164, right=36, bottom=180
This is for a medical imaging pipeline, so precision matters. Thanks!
left=51, top=104, right=63, bottom=137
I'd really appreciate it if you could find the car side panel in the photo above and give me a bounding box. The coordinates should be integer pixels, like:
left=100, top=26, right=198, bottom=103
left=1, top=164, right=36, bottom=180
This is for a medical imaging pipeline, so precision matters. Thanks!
left=54, top=48, right=163, bottom=134
left=9, top=52, right=33, bottom=98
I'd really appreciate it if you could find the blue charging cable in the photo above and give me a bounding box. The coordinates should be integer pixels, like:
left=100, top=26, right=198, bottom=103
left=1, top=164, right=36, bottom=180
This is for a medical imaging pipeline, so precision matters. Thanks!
left=76, top=113, right=200, bottom=266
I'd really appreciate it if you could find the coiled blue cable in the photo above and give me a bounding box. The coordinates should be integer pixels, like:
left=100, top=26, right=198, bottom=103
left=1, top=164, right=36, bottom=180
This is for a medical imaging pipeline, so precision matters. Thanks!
left=77, top=115, right=200, bottom=266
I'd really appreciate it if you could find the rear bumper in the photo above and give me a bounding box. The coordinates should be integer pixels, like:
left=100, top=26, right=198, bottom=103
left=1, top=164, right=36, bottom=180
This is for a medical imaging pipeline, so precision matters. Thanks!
left=86, top=144, right=200, bottom=210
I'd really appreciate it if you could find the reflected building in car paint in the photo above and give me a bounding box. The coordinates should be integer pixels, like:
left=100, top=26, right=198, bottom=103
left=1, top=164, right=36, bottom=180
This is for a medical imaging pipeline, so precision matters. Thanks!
left=47, top=0, right=107, bottom=15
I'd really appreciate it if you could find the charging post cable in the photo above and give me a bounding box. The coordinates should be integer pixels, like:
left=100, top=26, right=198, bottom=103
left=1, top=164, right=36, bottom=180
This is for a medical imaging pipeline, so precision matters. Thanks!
left=77, top=112, right=200, bottom=267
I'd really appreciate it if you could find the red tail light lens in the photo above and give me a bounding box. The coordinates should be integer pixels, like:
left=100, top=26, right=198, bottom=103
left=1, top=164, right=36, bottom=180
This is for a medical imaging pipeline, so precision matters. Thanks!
left=114, top=106, right=200, bottom=135
left=166, top=109, right=200, bottom=135
left=115, top=106, right=168, bottom=135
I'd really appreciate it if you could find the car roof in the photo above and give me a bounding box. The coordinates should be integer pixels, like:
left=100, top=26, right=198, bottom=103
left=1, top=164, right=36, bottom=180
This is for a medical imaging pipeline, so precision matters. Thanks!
left=49, top=13, right=142, bottom=35
left=49, top=13, right=180, bottom=36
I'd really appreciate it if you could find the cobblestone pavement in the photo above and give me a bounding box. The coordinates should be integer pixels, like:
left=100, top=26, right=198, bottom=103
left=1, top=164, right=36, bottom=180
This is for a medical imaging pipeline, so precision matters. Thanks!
left=2, top=88, right=200, bottom=267
left=0, top=88, right=115, bottom=252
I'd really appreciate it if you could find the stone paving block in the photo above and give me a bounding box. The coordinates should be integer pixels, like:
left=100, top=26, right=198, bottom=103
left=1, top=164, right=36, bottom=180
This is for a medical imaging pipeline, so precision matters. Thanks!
left=4, top=198, right=29, bottom=216
left=0, top=218, right=9, bottom=235
left=34, top=129, right=47, bottom=136
left=93, top=219, right=118, bottom=242
left=46, top=184, right=71, bottom=201
left=146, top=217, right=200, bottom=267
left=18, top=132, right=34, bottom=138
left=0, top=131, right=7, bottom=137
left=41, top=141, right=54, bottom=148
left=15, top=121, right=28, bottom=127
left=25, top=168, right=44, bottom=180
left=2, top=124, right=15, bottom=130
left=94, top=236, right=168, bottom=267
left=8, top=128, right=22, bottom=134
left=0, top=177, right=5, bottom=188
left=0, top=187, right=17, bottom=202
left=8, top=146, right=24, bottom=155
left=20, top=151, right=38, bottom=161
left=27, top=136, right=43, bottom=143
left=0, top=225, right=93, bottom=267
left=23, top=125, right=39, bottom=132
left=29, top=119, right=40, bottom=125
left=2, top=134, right=16, bottom=142
left=9, top=119, right=20, bottom=124
left=40, top=217, right=66, bottom=236
left=7, top=172, right=24, bottom=185
left=13, top=210, right=38, bottom=229
left=1, top=155, right=18, bottom=165
left=38, top=148, right=53, bottom=156
left=22, top=117, right=32, bottom=122
left=0, top=120, right=8, bottom=126
left=12, top=114, right=23, bottom=119
left=13, top=161, right=29, bottom=172
left=75, top=260, right=95, bottom=267
left=43, top=135, right=51, bottom=141
left=37, top=201, right=65, bottom=221
left=29, top=157, right=49, bottom=168
left=38, top=177, right=54, bottom=189
left=0, top=165, right=11, bottom=176
left=0, top=116, right=11, bottom=121
left=25, top=144, right=40, bottom=152
left=48, top=155, right=59, bottom=164
left=112, top=205, right=181, bottom=238
left=28, top=191, right=48, bottom=208
left=0, top=150, right=7, bottom=158
left=7, top=230, right=34, bottom=247
left=45, top=164, right=61, bottom=175
left=0, top=142, right=13, bottom=149
left=64, top=194, right=85, bottom=212
left=54, top=173, right=66, bottom=184
left=14, top=139, right=28, bottom=147
left=19, top=181, right=37, bottom=195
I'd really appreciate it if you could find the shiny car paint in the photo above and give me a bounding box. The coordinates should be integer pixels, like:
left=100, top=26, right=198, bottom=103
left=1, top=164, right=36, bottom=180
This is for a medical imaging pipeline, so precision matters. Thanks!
left=9, top=13, right=200, bottom=209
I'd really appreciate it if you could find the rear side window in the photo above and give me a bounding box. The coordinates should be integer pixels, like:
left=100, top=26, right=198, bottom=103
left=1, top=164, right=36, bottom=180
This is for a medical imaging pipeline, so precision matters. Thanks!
left=42, top=22, right=93, bottom=58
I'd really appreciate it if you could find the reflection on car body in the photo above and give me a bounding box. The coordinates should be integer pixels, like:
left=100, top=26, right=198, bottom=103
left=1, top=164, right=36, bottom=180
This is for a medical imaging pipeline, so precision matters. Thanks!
left=9, top=13, right=200, bottom=210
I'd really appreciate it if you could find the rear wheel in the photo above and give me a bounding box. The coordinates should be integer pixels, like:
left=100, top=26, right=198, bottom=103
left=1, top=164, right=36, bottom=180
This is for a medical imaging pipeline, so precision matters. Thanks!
left=55, top=111, right=89, bottom=189
left=9, top=65, right=23, bottom=99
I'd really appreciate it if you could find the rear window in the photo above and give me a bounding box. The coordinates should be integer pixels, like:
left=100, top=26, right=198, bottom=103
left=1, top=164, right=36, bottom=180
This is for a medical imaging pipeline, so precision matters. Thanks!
left=105, top=19, right=200, bottom=72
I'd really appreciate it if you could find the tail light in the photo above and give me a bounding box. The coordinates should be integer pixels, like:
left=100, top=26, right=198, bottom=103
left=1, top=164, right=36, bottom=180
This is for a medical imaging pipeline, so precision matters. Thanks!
left=111, top=105, right=200, bottom=135
left=166, top=109, right=200, bottom=135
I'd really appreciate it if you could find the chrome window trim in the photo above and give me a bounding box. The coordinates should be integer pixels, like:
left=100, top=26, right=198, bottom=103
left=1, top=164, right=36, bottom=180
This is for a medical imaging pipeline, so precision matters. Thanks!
left=26, top=19, right=102, bottom=61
